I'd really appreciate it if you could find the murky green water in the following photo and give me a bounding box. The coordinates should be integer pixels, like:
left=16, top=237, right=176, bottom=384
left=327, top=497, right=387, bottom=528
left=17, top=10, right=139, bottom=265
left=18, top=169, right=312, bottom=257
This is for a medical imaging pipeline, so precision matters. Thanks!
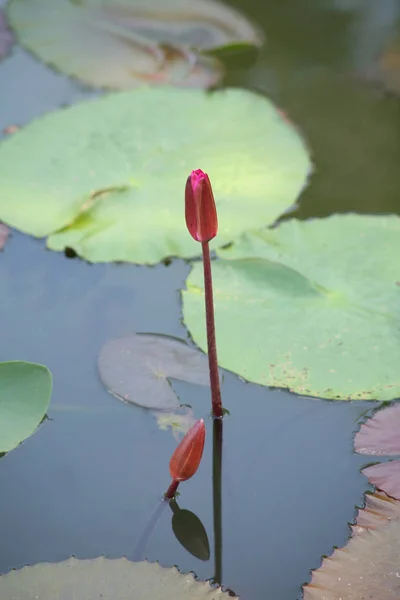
left=0, top=0, right=399, bottom=598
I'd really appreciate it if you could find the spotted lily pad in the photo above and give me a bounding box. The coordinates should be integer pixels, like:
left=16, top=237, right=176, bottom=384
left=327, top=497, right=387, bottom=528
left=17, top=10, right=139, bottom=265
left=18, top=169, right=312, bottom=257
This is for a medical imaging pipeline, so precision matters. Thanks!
left=355, top=404, right=400, bottom=499
left=183, top=214, right=400, bottom=400
left=0, top=87, right=311, bottom=264
left=0, top=557, right=236, bottom=598
left=0, top=361, right=52, bottom=452
left=304, top=491, right=400, bottom=599
left=7, top=0, right=262, bottom=89
left=98, top=333, right=210, bottom=410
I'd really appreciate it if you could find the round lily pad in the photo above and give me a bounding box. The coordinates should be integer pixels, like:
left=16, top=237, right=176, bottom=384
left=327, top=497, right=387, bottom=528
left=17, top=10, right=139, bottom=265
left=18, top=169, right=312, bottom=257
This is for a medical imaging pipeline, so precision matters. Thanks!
left=0, top=87, right=311, bottom=264
left=98, top=333, right=210, bottom=410
left=0, top=360, right=52, bottom=452
left=7, top=0, right=262, bottom=89
left=182, top=214, right=400, bottom=400
left=0, top=557, right=236, bottom=598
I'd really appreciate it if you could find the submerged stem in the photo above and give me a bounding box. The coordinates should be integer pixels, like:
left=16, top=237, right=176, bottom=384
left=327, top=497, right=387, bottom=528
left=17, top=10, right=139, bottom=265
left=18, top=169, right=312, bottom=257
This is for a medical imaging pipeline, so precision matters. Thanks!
left=201, top=241, right=223, bottom=419
left=212, top=417, right=223, bottom=585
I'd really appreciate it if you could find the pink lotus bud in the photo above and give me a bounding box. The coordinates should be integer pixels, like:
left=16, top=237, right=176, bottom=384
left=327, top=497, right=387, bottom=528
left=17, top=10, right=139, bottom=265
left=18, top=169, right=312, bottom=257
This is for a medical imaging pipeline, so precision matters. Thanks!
left=185, top=169, right=218, bottom=242
left=169, top=419, right=206, bottom=482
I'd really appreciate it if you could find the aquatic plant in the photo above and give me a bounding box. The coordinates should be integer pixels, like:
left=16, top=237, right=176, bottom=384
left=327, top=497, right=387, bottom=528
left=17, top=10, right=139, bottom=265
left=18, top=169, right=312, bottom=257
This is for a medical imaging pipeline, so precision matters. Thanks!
left=165, top=419, right=206, bottom=499
left=185, top=169, right=223, bottom=418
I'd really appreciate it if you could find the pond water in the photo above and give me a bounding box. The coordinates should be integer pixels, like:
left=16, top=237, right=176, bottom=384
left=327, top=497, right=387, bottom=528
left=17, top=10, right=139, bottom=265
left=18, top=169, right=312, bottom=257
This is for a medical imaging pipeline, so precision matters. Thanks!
left=0, top=0, right=399, bottom=599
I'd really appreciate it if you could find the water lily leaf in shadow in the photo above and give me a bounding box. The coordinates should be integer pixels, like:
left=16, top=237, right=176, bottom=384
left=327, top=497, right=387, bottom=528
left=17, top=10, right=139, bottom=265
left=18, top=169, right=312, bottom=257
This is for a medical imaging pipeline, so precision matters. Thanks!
left=0, top=557, right=235, bottom=598
left=7, top=0, right=262, bottom=89
left=183, top=214, right=400, bottom=400
left=98, top=333, right=210, bottom=410
left=304, top=499, right=400, bottom=599
left=355, top=403, right=400, bottom=499
left=0, top=9, right=13, bottom=61
left=0, top=87, right=311, bottom=265
left=0, top=361, right=52, bottom=452
left=170, top=499, right=210, bottom=561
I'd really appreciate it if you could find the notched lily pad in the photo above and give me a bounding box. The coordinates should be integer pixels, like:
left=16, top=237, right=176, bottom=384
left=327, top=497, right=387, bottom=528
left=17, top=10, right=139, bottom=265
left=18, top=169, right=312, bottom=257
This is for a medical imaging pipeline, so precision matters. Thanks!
left=304, top=492, right=400, bottom=599
left=0, top=8, right=13, bottom=61
left=0, top=557, right=236, bottom=598
left=0, top=361, right=52, bottom=452
left=7, top=0, right=262, bottom=89
left=355, top=403, right=400, bottom=499
left=352, top=490, right=400, bottom=534
left=0, top=87, right=311, bottom=265
left=183, top=214, right=400, bottom=400
left=98, top=333, right=210, bottom=410
left=355, top=403, right=400, bottom=456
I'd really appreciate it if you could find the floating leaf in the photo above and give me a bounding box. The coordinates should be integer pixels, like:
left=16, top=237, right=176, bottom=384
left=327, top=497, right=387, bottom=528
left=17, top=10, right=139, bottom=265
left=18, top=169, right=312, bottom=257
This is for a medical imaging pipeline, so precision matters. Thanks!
left=98, top=333, right=210, bottom=410
left=355, top=403, right=400, bottom=456
left=0, top=223, right=9, bottom=250
left=0, top=87, right=311, bottom=264
left=0, top=9, right=13, bottom=61
left=0, top=361, right=52, bottom=452
left=304, top=500, right=400, bottom=599
left=7, top=0, right=262, bottom=89
left=183, top=214, right=400, bottom=400
left=0, top=557, right=235, bottom=598
left=362, top=461, right=400, bottom=501
left=352, top=490, right=400, bottom=535
left=355, top=403, right=400, bottom=499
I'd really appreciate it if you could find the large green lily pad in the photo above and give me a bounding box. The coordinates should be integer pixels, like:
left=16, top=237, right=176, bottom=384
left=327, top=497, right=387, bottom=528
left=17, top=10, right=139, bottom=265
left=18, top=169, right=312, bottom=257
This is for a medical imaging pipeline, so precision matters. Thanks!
left=7, top=0, right=262, bottom=89
left=0, top=361, right=52, bottom=452
left=0, top=557, right=236, bottom=598
left=0, top=87, right=311, bottom=264
left=182, top=214, right=400, bottom=400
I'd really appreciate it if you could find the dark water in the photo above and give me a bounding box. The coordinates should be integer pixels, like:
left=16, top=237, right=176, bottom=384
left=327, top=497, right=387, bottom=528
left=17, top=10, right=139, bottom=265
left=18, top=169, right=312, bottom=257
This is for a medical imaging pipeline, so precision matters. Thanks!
left=0, top=1, right=399, bottom=599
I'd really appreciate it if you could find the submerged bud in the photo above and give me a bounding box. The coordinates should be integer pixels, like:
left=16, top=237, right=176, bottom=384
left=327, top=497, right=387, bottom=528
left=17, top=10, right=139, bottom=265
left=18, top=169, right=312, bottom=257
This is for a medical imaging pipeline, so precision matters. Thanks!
left=169, top=419, right=206, bottom=482
left=185, top=169, right=218, bottom=242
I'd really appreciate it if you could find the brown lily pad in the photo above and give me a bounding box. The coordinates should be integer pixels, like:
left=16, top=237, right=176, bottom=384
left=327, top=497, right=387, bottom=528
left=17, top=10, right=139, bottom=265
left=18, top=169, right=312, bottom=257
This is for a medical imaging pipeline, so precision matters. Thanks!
left=355, top=403, right=400, bottom=456
left=362, top=460, right=400, bottom=501
left=355, top=403, right=400, bottom=499
left=352, top=490, right=400, bottom=534
left=304, top=491, right=400, bottom=599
